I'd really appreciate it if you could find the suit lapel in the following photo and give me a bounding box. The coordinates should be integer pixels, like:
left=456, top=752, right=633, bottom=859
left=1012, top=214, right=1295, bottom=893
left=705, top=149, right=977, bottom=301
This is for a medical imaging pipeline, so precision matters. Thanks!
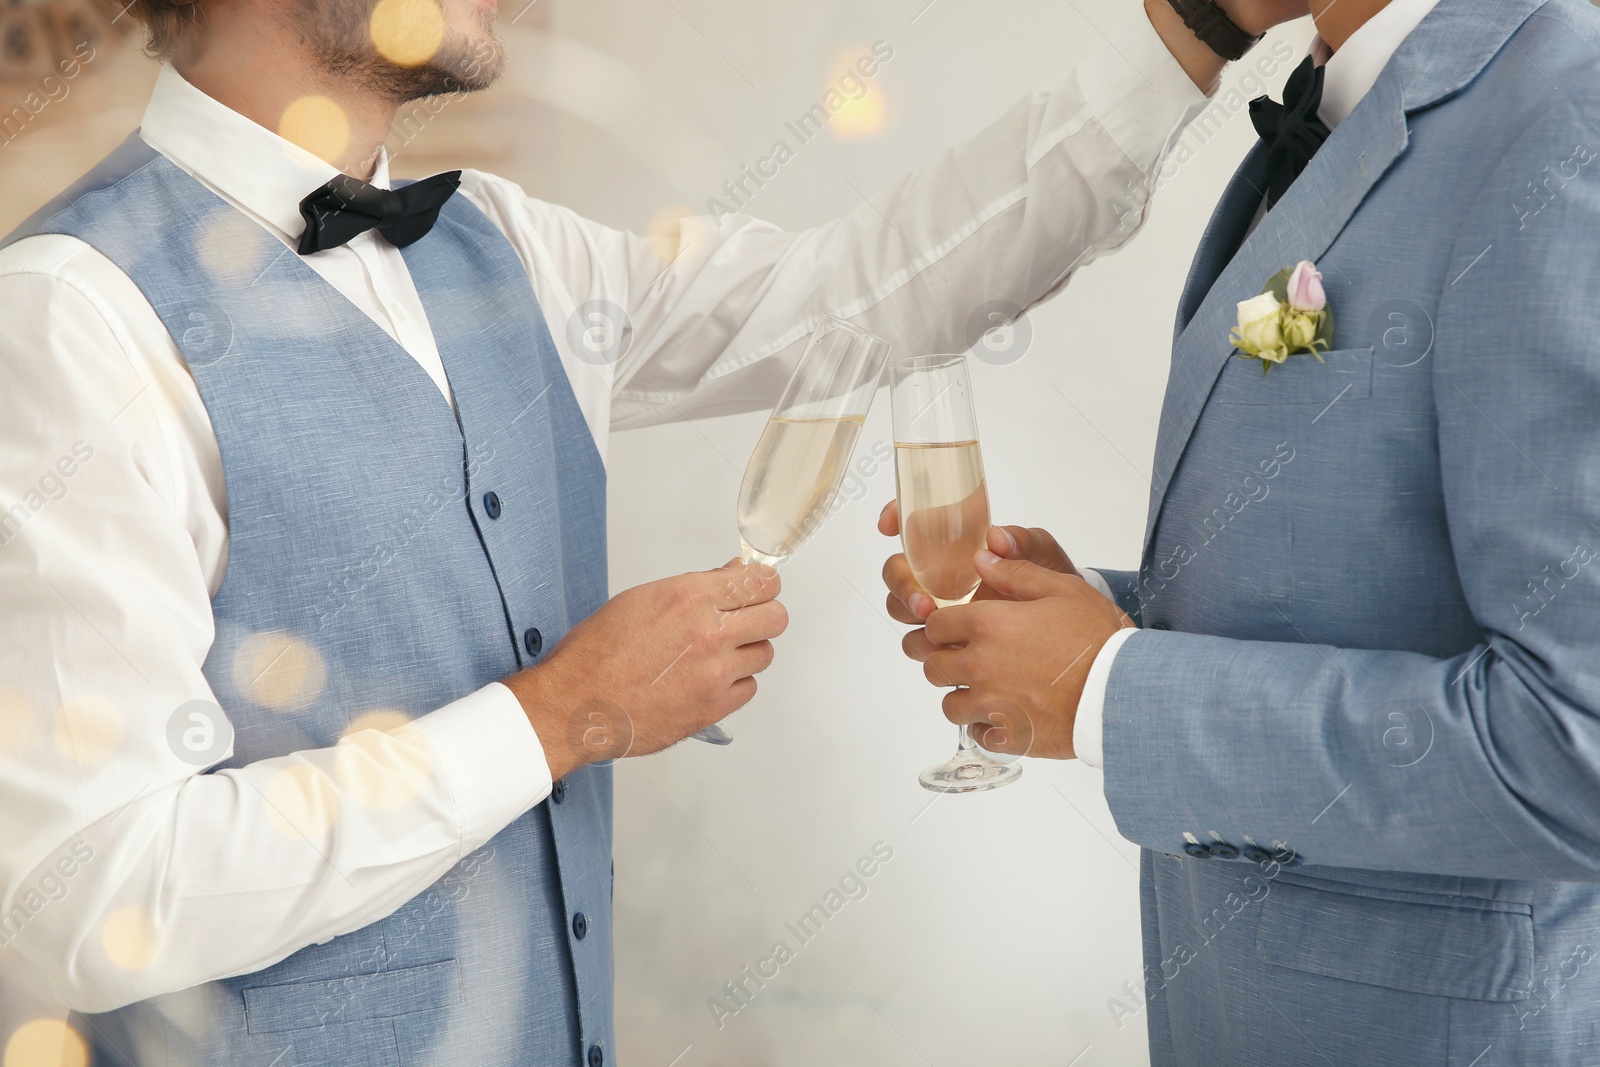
left=1140, top=0, right=1550, bottom=562
left=1173, top=143, right=1270, bottom=343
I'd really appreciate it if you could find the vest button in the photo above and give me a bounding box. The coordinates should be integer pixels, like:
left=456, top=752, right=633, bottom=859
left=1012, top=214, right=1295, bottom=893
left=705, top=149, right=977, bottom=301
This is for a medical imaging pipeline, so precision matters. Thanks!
left=587, top=1043, right=604, bottom=1067
left=523, top=627, right=543, bottom=657
left=572, top=912, right=589, bottom=940
left=482, top=491, right=502, bottom=519
left=551, top=779, right=567, bottom=804
left=1182, top=842, right=1212, bottom=859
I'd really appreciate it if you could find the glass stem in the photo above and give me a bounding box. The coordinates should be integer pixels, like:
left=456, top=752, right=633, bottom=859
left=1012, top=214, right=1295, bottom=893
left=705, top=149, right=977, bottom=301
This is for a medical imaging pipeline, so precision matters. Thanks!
left=956, top=724, right=978, bottom=753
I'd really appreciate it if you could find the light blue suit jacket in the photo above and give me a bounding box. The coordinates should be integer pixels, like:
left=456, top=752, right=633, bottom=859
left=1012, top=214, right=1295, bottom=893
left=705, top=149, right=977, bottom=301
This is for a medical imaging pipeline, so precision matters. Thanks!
left=1095, top=1, right=1600, bottom=1062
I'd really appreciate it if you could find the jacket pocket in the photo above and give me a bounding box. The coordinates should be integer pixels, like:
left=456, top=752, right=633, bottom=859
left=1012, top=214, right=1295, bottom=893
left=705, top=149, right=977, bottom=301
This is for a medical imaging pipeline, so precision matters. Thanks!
left=1209, top=346, right=1373, bottom=406
left=243, top=959, right=462, bottom=1034
left=1255, top=877, right=1533, bottom=1002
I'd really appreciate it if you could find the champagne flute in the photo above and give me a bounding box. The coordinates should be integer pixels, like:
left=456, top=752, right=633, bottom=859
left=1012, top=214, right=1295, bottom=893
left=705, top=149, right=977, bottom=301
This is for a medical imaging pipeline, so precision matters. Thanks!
left=690, top=316, right=891, bottom=745
left=891, top=353, right=1020, bottom=793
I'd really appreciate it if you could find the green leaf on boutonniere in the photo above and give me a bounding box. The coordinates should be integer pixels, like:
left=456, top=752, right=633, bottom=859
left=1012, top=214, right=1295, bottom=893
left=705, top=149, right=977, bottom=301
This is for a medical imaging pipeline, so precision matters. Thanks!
left=1265, top=268, right=1294, bottom=305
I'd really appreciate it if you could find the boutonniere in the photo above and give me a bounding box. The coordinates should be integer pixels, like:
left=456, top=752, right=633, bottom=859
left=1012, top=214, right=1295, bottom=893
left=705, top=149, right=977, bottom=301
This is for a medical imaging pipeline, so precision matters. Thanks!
left=1229, top=260, right=1334, bottom=371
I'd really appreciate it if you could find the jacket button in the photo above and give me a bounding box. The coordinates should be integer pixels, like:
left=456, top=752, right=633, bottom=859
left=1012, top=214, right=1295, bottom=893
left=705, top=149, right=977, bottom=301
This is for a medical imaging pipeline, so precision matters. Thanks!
left=1209, top=842, right=1240, bottom=860
left=552, top=779, right=567, bottom=804
left=1149, top=621, right=1170, bottom=631
left=572, top=912, right=589, bottom=940
left=482, top=491, right=502, bottom=519
left=1182, top=842, right=1211, bottom=859
left=523, top=627, right=543, bottom=657
left=588, top=1044, right=604, bottom=1067
left=1242, top=845, right=1273, bottom=864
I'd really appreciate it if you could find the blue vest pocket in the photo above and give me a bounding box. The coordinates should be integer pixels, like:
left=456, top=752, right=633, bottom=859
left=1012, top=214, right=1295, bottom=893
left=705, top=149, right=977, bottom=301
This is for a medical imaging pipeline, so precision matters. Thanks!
left=243, top=959, right=463, bottom=1033
left=1255, top=877, right=1533, bottom=1002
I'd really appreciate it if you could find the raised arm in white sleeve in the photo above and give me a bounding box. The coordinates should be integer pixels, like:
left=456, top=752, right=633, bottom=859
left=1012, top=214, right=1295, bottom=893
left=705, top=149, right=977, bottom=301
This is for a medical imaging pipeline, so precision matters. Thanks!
left=463, top=14, right=1207, bottom=447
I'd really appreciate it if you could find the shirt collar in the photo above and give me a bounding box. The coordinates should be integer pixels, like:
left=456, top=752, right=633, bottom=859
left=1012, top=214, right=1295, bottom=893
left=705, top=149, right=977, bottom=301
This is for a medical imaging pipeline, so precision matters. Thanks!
left=1316, top=0, right=1442, bottom=129
left=138, top=64, right=392, bottom=245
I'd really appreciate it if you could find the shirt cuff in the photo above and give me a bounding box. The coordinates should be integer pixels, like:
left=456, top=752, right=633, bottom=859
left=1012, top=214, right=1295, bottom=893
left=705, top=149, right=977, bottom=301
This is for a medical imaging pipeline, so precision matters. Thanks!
left=1081, top=567, right=1115, bottom=601
left=409, top=681, right=552, bottom=852
left=1076, top=4, right=1210, bottom=169
left=1073, top=626, right=1141, bottom=768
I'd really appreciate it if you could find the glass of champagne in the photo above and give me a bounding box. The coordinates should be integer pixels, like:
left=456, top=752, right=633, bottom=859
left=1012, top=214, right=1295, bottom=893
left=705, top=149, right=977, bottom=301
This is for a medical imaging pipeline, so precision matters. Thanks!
left=690, top=316, right=891, bottom=745
left=891, top=353, right=1021, bottom=793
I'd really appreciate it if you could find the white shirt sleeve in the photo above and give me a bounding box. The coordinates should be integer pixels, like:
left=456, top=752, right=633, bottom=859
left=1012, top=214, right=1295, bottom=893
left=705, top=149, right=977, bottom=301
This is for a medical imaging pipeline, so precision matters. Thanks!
left=0, top=257, right=549, bottom=1013
left=1073, top=625, right=1141, bottom=769
left=1080, top=567, right=1116, bottom=602
left=463, top=15, right=1208, bottom=454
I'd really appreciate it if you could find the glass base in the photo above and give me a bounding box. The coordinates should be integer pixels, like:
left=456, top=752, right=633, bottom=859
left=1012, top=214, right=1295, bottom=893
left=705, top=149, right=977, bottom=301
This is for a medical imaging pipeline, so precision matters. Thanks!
left=691, top=724, right=733, bottom=746
left=918, top=750, right=1022, bottom=793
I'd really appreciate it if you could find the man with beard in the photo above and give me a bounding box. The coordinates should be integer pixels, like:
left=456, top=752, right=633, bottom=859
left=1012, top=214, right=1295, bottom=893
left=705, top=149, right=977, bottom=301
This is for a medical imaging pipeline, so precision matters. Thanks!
left=0, top=0, right=1304, bottom=1063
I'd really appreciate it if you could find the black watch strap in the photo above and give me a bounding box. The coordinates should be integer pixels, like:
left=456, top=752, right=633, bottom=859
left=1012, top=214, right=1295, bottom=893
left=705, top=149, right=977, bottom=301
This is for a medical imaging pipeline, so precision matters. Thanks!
left=1164, top=0, right=1263, bottom=62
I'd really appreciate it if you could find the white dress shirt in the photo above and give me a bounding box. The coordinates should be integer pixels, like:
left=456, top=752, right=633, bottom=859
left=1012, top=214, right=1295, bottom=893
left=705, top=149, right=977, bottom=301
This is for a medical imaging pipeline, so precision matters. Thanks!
left=0, top=23, right=1206, bottom=1011
left=1074, top=0, right=1443, bottom=767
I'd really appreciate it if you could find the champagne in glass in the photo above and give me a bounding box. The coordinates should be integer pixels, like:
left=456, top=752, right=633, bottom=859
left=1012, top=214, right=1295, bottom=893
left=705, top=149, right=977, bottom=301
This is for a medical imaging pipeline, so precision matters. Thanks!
left=890, top=353, right=1020, bottom=793
left=690, top=317, right=891, bottom=744
left=737, top=414, right=867, bottom=565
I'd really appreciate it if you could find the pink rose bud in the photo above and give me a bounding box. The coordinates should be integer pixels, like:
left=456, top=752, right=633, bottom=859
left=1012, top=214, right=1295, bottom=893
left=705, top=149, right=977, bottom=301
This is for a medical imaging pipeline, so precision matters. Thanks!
left=1286, top=261, right=1326, bottom=312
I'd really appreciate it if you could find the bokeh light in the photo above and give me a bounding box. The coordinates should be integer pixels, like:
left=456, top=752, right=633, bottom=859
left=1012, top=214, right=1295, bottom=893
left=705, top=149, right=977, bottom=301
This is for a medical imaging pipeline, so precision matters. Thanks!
left=265, top=763, right=341, bottom=839
left=337, top=710, right=434, bottom=810
left=232, top=632, right=327, bottom=713
left=195, top=208, right=267, bottom=289
left=52, top=694, right=121, bottom=766
left=3, top=1018, right=88, bottom=1067
left=370, top=0, right=445, bottom=68
left=645, top=204, right=694, bottom=265
left=828, top=48, right=888, bottom=141
left=278, top=96, right=350, bottom=164
left=101, top=907, right=158, bottom=972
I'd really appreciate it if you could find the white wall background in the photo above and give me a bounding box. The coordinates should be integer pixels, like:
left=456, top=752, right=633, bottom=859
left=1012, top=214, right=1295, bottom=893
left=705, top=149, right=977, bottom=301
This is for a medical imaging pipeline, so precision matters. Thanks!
left=482, top=3, right=1315, bottom=1065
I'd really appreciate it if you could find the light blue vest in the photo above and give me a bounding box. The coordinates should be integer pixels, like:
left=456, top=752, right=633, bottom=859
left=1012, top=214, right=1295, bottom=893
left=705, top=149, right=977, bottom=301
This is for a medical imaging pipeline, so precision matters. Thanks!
left=4, top=133, right=616, bottom=1067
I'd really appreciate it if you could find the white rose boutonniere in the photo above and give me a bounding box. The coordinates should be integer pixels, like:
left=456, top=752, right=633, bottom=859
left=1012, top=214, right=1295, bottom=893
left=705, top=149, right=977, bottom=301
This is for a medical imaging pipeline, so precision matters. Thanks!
left=1229, top=260, right=1334, bottom=371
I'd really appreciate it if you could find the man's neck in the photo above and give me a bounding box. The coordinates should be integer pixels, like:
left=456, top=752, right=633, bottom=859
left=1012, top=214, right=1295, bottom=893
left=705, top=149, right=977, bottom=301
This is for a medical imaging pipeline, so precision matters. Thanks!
left=1311, top=0, right=1395, bottom=52
left=176, top=19, right=396, bottom=179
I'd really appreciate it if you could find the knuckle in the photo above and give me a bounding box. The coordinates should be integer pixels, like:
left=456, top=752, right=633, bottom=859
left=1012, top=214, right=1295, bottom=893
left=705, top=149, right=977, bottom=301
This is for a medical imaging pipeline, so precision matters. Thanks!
left=727, top=677, right=757, bottom=711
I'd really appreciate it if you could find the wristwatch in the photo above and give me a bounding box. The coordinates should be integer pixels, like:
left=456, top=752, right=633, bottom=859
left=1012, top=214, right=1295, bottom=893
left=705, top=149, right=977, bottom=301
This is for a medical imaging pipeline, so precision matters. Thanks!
left=1164, top=0, right=1263, bottom=62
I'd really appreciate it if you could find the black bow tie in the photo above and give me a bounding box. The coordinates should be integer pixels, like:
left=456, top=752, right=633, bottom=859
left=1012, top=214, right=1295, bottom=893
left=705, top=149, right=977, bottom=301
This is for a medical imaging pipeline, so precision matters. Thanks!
left=1248, top=56, right=1332, bottom=210
left=297, top=170, right=462, bottom=255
